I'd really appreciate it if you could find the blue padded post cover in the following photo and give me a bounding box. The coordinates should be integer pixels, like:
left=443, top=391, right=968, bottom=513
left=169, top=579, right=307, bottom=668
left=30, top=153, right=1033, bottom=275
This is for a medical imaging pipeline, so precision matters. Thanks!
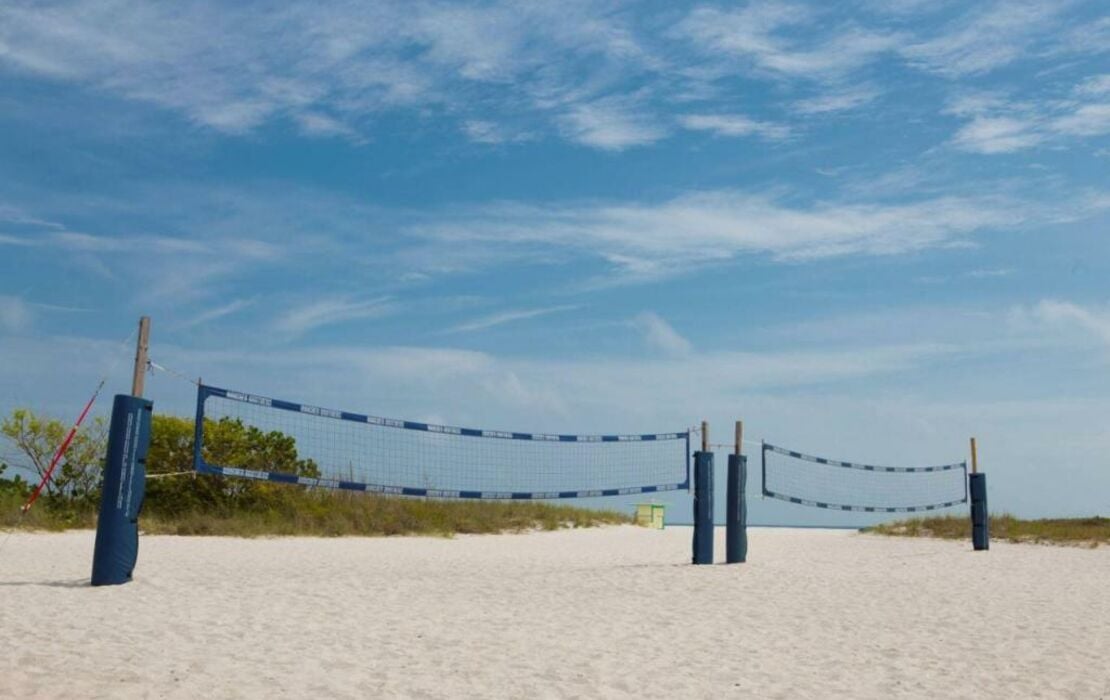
left=726, top=454, right=747, bottom=564
left=692, top=451, right=714, bottom=565
left=968, top=472, right=989, bottom=551
left=91, top=395, right=152, bottom=586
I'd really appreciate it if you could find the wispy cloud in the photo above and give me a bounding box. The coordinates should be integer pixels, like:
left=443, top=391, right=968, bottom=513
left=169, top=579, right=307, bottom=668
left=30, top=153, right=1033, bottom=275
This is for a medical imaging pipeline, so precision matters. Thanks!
left=679, top=113, right=791, bottom=141
left=295, top=112, right=362, bottom=141
left=633, top=312, right=692, bottom=358
left=952, top=116, right=1044, bottom=154
left=412, top=189, right=1035, bottom=284
left=462, top=120, right=532, bottom=145
left=901, top=1, right=1067, bottom=77
left=1051, top=104, right=1110, bottom=137
left=1024, top=300, right=1110, bottom=346
left=675, top=6, right=901, bottom=82
left=447, top=305, right=578, bottom=334
left=0, top=234, right=36, bottom=246
left=558, top=95, right=666, bottom=150
left=967, top=268, right=1014, bottom=279
left=274, top=296, right=394, bottom=336
left=0, top=1, right=661, bottom=150
left=1076, top=75, right=1110, bottom=97
left=182, top=298, right=255, bottom=329
left=946, top=77, right=1110, bottom=154
left=794, top=85, right=880, bottom=114
left=0, top=0, right=1100, bottom=155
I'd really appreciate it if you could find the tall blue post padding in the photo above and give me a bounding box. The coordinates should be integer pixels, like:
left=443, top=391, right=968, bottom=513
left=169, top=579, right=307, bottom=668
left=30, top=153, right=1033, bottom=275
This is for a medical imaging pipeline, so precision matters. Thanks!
left=91, top=395, right=152, bottom=586
left=969, top=472, right=989, bottom=551
left=692, top=451, right=714, bottom=565
left=726, top=454, right=747, bottom=564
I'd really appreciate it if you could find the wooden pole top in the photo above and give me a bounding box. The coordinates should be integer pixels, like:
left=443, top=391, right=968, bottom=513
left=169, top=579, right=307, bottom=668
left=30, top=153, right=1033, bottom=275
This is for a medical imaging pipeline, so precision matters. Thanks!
left=970, top=437, right=978, bottom=474
left=701, top=421, right=708, bottom=453
left=735, top=420, right=743, bottom=456
left=131, top=316, right=151, bottom=398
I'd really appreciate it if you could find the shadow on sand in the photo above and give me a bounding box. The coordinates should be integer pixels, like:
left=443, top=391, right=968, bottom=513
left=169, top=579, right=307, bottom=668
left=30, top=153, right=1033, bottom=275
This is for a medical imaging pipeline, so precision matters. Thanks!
left=0, top=577, right=90, bottom=588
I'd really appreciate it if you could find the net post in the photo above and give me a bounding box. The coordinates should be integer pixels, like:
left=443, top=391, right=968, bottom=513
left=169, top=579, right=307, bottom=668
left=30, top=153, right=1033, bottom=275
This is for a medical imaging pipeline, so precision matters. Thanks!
left=131, top=316, right=151, bottom=398
left=968, top=437, right=989, bottom=551
left=192, top=381, right=206, bottom=474
left=91, top=394, right=153, bottom=586
left=760, top=441, right=767, bottom=499
left=685, top=431, right=692, bottom=493
left=726, top=420, right=747, bottom=564
left=692, top=420, right=714, bottom=565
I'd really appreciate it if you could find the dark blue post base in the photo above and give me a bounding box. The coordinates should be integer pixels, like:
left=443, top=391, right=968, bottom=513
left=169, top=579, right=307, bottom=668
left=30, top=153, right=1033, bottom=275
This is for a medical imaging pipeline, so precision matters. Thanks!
left=692, top=451, right=714, bottom=565
left=969, top=472, right=989, bottom=551
left=726, top=454, right=747, bottom=564
left=91, top=395, right=152, bottom=586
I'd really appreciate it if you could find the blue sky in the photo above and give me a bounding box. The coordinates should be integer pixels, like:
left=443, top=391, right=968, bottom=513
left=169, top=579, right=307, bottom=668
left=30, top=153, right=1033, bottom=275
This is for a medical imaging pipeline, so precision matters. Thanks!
left=1, top=0, right=1108, bottom=522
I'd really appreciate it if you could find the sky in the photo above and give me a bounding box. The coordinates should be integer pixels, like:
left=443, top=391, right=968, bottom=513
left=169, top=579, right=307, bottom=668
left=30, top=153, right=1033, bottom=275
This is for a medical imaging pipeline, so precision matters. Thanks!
left=0, top=0, right=1108, bottom=524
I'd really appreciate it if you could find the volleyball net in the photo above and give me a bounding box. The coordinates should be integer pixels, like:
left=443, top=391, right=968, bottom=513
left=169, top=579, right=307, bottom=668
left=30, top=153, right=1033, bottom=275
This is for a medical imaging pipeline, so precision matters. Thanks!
left=761, top=442, right=967, bottom=513
left=192, top=384, right=690, bottom=499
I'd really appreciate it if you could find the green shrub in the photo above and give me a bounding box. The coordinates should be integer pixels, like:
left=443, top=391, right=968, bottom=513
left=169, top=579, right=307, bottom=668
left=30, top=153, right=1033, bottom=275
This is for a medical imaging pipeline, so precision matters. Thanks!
left=2, top=408, right=631, bottom=536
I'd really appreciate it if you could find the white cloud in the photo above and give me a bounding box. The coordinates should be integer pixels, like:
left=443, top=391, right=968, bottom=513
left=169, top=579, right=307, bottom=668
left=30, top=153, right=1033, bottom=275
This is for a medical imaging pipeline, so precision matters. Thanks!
left=1026, top=300, right=1110, bottom=346
left=295, top=112, right=360, bottom=140
left=0, top=234, right=35, bottom=246
left=413, top=189, right=1030, bottom=282
left=794, top=85, right=879, bottom=114
left=448, top=305, right=577, bottom=334
left=966, top=268, right=1013, bottom=279
left=951, top=116, right=1044, bottom=154
left=0, top=0, right=662, bottom=149
left=679, top=113, right=791, bottom=141
left=1051, top=104, right=1110, bottom=137
left=558, top=96, right=666, bottom=150
left=461, top=120, right=532, bottom=145
left=902, top=1, right=1065, bottom=77
left=0, top=0, right=1102, bottom=157
left=1064, top=15, right=1110, bottom=56
left=1076, top=75, right=1110, bottom=97
left=274, top=296, right=395, bottom=337
left=0, top=296, right=32, bottom=332
left=675, top=6, right=901, bottom=81
left=633, top=312, right=692, bottom=358
left=945, top=77, right=1110, bottom=153
left=182, top=298, right=255, bottom=329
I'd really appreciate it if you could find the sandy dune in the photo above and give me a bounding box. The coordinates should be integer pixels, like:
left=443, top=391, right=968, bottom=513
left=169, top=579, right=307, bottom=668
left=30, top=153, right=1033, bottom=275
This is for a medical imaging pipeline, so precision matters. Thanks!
left=1, top=526, right=1108, bottom=699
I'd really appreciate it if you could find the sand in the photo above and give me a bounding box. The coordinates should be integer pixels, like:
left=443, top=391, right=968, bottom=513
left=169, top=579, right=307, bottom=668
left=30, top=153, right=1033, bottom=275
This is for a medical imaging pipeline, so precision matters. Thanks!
left=1, top=526, right=1108, bottom=699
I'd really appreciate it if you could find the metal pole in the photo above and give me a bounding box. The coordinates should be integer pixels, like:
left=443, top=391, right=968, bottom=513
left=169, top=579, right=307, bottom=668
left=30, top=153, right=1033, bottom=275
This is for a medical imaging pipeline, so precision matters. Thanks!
left=131, top=316, right=151, bottom=398
left=701, top=420, right=708, bottom=453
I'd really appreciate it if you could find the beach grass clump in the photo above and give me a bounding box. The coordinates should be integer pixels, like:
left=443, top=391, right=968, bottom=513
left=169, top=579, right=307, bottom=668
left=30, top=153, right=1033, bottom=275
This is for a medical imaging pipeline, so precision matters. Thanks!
left=140, top=489, right=631, bottom=537
left=865, top=514, right=1110, bottom=547
left=1, top=486, right=631, bottom=537
left=0, top=490, right=98, bottom=531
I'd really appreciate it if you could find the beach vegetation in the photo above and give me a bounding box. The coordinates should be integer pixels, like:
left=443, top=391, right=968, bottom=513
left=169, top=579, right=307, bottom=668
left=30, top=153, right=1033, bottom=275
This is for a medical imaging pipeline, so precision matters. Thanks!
left=865, top=514, right=1110, bottom=547
left=0, top=408, right=630, bottom=536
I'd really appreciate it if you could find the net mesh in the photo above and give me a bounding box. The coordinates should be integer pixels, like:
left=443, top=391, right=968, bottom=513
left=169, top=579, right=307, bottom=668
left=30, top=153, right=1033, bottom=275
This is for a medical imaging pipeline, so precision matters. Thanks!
left=761, top=443, right=967, bottom=512
left=194, top=385, right=689, bottom=499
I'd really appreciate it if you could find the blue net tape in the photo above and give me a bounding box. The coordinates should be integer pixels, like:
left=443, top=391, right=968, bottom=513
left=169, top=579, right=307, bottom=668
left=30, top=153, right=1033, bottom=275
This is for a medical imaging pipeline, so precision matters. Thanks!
left=761, top=442, right=968, bottom=513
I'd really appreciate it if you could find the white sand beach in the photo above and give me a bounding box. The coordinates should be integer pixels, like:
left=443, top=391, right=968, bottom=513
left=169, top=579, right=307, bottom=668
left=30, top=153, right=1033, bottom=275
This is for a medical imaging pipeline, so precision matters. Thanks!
left=1, top=526, right=1108, bottom=699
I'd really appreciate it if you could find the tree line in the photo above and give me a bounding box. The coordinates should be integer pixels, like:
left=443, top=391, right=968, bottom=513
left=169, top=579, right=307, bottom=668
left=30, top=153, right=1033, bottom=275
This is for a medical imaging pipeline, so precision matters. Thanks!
left=1, top=408, right=320, bottom=517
